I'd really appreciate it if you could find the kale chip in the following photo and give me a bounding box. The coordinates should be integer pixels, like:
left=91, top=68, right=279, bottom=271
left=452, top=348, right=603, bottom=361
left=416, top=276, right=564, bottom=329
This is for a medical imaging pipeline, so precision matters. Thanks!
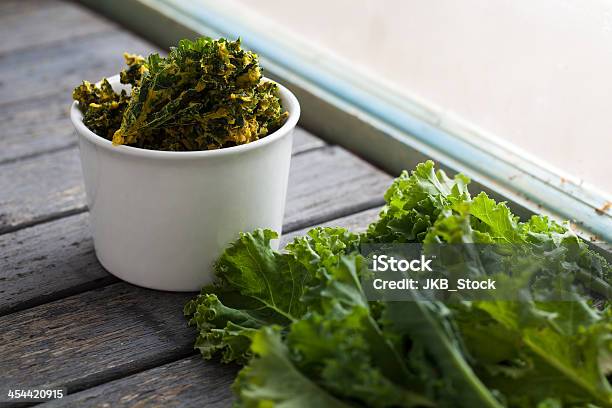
left=73, top=37, right=288, bottom=151
left=72, top=78, right=129, bottom=141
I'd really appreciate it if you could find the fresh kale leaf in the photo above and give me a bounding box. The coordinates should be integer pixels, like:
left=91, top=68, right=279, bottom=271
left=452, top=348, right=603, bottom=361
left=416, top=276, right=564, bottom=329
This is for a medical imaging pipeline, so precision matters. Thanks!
left=185, top=229, right=312, bottom=364
left=365, top=161, right=470, bottom=243
left=456, top=300, right=612, bottom=407
left=185, top=161, right=612, bottom=408
left=232, top=326, right=351, bottom=408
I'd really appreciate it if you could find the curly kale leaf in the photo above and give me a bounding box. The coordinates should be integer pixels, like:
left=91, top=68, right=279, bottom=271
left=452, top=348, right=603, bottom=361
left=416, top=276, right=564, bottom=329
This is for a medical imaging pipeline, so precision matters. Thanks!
left=285, top=306, right=433, bottom=408
left=185, top=231, right=431, bottom=407
left=72, top=52, right=147, bottom=141
left=213, top=249, right=432, bottom=407
left=186, top=161, right=612, bottom=408
left=232, top=327, right=351, bottom=408
left=456, top=300, right=612, bottom=407
left=370, top=161, right=612, bottom=406
left=383, top=301, right=503, bottom=408
left=365, top=161, right=471, bottom=243
left=184, top=228, right=362, bottom=364
left=184, top=229, right=311, bottom=364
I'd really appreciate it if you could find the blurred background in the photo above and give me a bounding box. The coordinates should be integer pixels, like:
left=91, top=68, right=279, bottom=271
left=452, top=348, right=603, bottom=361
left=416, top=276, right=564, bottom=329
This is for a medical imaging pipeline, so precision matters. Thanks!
left=226, top=0, right=612, bottom=194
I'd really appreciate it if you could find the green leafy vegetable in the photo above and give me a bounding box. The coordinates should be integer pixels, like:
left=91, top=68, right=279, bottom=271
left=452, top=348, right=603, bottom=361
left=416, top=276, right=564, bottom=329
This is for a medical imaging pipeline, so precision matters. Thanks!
left=185, top=161, right=612, bottom=407
left=384, top=301, right=503, bottom=408
left=73, top=37, right=287, bottom=151
left=233, top=326, right=351, bottom=408
left=459, top=300, right=612, bottom=406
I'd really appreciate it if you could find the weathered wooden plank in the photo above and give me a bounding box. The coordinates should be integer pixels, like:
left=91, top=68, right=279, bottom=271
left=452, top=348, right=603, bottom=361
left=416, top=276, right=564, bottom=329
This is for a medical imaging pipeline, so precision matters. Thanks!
left=283, top=146, right=389, bottom=231
left=0, top=0, right=60, bottom=18
left=3, top=208, right=383, bottom=407
left=18, top=208, right=384, bottom=407
left=291, top=127, right=326, bottom=155
left=0, top=144, right=387, bottom=235
left=0, top=144, right=388, bottom=314
left=0, top=212, right=112, bottom=316
left=0, top=30, right=157, bottom=106
left=0, top=283, right=195, bottom=399
left=0, top=3, right=394, bottom=406
left=0, top=93, right=77, bottom=164
left=0, top=1, right=114, bottom=55
left=280, top=206, right=381, bottom=246
left=42, top=356, right=237, bottom=408
left=0, top=147, right=86, bottom=235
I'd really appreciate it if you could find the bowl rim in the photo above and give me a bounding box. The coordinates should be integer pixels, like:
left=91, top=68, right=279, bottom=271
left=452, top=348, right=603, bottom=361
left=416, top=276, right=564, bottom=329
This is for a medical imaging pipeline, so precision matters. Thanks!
left=70, top=74, right=300, bottom=160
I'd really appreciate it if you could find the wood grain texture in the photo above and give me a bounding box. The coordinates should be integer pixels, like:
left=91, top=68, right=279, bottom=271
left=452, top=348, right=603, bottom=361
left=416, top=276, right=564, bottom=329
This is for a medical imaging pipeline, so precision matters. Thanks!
left=0, top=93, right=77, bottom=164
left=0, top=30, right=156, bottom=106
left=0, top=1, right=115, bottom=55
left=0, top=147, right=86, bottom=235
left=0, top=141, right=389, bottom=315
left=280, top=206, right=382, bottom=246
left=283, top=146, right=389, bottom=232
left=31, top=207, right=383, bottom=408
left=0, top=3, right=392, bottom=404
left=42, top=356, right=237, bottom=408
left=0, top=143, right=387, bottom=235
left=0, top=212, right=112, bottom=316
left=291, top=127, right=326, bottom=155
left=0, top=144, right=386, bottom=405
left=0, top=0, right=61, bottom=18
left=0, top=283, right=195, bottom=400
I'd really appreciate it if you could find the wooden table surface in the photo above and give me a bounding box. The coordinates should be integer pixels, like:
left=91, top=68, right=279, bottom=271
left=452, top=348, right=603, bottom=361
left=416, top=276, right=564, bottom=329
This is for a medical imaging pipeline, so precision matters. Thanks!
left=0, top=1, right=393, bottom=406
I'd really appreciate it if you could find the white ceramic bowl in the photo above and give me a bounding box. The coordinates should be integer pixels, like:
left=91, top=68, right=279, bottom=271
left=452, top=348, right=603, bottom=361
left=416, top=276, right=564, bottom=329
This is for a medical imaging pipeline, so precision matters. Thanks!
left=70, top=75, right=300, bottom=291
